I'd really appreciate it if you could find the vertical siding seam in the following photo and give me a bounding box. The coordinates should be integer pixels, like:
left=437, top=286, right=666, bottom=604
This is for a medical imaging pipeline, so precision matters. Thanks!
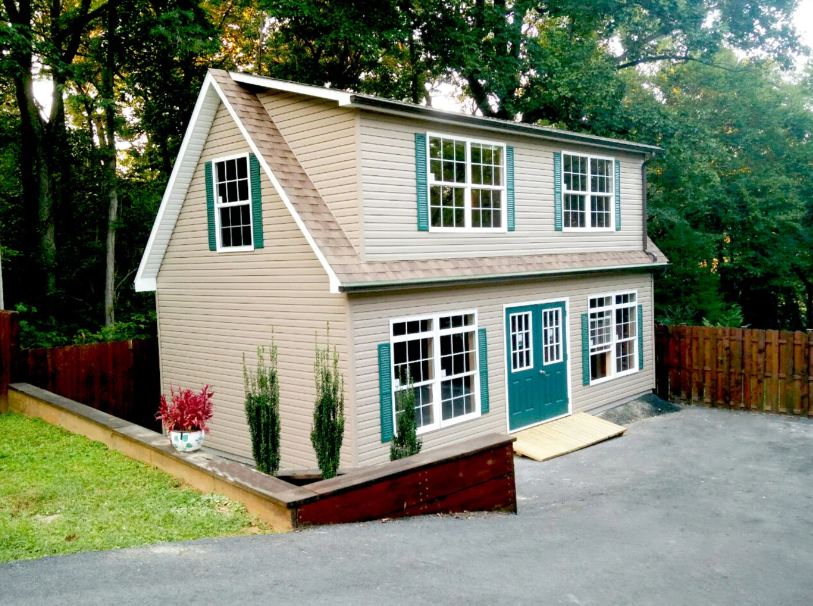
left=346, top=293, right=359, bottom=466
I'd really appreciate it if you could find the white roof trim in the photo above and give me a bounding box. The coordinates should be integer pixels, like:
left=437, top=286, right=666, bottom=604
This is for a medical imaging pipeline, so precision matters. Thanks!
left=229, top=72, right=354, bottom=105
left=135, top=72, right=341, bottom=293
left=134, top=73, right=220, bottom=292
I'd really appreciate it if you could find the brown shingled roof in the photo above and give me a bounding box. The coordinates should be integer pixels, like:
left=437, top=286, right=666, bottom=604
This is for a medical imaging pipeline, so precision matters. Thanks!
left=211, top=70, right=667, bottom=291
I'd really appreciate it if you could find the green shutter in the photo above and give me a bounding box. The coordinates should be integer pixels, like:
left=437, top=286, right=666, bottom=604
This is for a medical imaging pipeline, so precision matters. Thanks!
left=638, top=304, right=644, bottom=370
left=506, top=146, right=515, bottom=231
left=205, top=162, right=216, bottom=251
left=554, top=152, right=563, bottom=231
left=415, top=133, right=429, bottom=231
left=614, top=159, right=621, bottom=231
left=378, top=343, right=394, bottom=442
left=249, top=153, right=264, bottom=248
left=581, top=313, right=590, bottom=385
left=478, top=328, right=490, bottom=414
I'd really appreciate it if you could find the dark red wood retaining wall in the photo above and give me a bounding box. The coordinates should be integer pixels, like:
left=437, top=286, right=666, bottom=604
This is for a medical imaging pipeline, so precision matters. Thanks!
left=295, top=433, right=517, bottom=526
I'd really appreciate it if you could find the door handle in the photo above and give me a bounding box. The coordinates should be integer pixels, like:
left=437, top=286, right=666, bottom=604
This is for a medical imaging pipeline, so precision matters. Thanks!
left=539, top=370, right=547, bottom=375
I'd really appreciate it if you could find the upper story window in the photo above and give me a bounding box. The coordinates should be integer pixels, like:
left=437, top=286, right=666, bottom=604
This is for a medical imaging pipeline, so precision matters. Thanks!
left=214, top=154, right=253, bottom=250
left=428, top=134, right=506, bottom=231
left=588, top=291, right=638, bottom=384
left=391, top=311, right=480, bottom=434
left=563, top=153, right=615, bottom=231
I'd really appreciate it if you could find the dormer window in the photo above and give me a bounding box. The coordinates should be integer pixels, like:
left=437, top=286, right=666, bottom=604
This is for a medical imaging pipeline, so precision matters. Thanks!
left=214, top=154, right=254, bottom=250
left=562, top=153, right=615, bottom=230
left=427, top=134, right=506, bottom=231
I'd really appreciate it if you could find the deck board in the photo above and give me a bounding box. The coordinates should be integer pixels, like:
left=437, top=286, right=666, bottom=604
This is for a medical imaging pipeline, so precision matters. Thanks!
left=512, top=413, right=626, bottom=462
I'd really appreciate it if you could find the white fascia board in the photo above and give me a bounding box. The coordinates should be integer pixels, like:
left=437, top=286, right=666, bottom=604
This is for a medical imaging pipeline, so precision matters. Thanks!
left=208, top=76, right=342, bottom=293
left=229, top=72, right=354, bottom=106
left=134, top=73, right=220, bottom=292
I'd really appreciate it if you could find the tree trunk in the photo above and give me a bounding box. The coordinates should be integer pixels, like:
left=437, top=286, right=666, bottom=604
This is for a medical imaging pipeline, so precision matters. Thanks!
left=103, top=1, right=119, bottom=327
left=14, top=68, right=57, bottom=302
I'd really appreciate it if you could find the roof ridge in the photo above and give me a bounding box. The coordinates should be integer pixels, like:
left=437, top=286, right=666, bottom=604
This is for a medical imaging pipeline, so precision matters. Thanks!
left=226, top=70, right=663, bottom=156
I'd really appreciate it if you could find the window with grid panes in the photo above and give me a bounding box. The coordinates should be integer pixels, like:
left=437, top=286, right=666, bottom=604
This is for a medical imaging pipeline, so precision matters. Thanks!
left=588, top=292, right=638, bottom=382
left=542, top=308, right=563, bottom=364
left=214, top=155, right=253, bottom=249
left=510, top=312, right=533, bottom=371
left=391, top=311, right=480, bottom=434
left=428, top=135, right=506, bottom=230
left=563, top=153, right=614, bottom=230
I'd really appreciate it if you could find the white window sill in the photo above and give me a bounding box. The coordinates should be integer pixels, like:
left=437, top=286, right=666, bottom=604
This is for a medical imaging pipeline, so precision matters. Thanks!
left=589, top=367, right=639, bottom=387
left=215, top=245, right=255, bottom=253
left=416, top=410, right=482, bottom=436
left=427, top=227, right=508, bottom=234
left=562, top=227, right=616, bottom=233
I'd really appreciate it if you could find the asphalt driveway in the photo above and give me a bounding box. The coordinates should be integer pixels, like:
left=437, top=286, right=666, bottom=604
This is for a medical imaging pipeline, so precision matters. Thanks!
left=3, top=404, right=813, bottom=606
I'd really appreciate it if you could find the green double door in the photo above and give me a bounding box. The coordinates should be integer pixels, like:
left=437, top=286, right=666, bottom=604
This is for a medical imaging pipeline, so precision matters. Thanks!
left=506, top=301, right=569, bottom=431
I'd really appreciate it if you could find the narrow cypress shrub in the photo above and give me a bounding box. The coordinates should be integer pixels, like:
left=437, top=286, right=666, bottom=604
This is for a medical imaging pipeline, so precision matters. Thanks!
left=311, top=328, right=345, bottom=479
left=243, top=342, right=281, bottom=475
left=390, top=378, right=422, bottom=461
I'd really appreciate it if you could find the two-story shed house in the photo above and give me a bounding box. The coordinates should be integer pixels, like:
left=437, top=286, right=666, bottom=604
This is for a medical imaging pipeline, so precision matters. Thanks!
left=135, top=69, right=667, bottom=469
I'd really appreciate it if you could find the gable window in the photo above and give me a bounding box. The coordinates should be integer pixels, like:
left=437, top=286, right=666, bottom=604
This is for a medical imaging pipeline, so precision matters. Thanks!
left=563, top=153, right=614, bottom=230
left=214, top=154, right=253, bottom=250
left=588, top=291, right=638, bottom=383
left=391, top=311, right=480, bottom=434
left=428, top=134, right=506, bottom=231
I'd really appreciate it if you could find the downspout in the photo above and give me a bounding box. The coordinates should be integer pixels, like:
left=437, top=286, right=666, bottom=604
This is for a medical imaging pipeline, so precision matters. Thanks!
left=642, top=153, right=658, bottom=262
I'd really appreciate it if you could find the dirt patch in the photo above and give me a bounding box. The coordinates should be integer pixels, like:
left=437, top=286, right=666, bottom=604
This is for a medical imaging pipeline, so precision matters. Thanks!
left=599, top=392, right=681, bottom=426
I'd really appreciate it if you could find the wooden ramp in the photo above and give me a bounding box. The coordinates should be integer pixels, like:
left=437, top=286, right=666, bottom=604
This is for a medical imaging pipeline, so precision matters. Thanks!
left=512, top=413, right=626, bottom=462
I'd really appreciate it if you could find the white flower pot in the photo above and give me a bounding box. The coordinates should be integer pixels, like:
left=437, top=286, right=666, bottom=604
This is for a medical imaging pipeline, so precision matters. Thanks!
left=169, top=430, right=205, bottom=453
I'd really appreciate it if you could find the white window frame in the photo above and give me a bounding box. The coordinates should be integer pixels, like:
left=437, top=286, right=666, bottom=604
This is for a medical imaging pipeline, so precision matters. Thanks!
left=390, top=309, right=481, bottom=435
left=587, top=290, right=639, bottom=386
left=426, top=132, right=508, bottom=233
left=542, top=307, right=563, bottom=365
left=509, top=312, right=534, bottom=371
left=213, top=152, right=255, bottom=253
left=561, top=150, right=616, bottom=232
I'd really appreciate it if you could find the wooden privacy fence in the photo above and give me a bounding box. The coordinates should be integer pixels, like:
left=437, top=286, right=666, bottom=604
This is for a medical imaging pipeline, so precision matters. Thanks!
left=655, top=324, right=813, bottom=416
left=0, top=310, right=161, bottom=430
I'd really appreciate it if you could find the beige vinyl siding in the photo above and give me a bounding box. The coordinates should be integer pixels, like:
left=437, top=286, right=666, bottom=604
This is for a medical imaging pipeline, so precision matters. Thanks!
left=257, top=91, right=362, bottom=254
left=350, top=272, right=654, bottom=465
left=156, top=102, right=353, bottom=469
left=359, top=112, right=645, bottom=261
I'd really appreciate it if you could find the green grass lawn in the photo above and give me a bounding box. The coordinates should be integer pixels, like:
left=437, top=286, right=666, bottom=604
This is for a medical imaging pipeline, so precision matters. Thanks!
left=0, top=412, right=270, bottom=563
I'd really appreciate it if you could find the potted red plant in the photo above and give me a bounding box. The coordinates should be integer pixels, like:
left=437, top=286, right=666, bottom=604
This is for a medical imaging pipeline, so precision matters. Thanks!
left=156, top=385, right=214, bottom=453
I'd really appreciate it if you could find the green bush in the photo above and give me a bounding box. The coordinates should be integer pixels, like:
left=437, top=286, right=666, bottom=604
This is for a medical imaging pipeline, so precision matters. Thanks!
left=390, top=378, right=422, bottom=461
left=311, top=329, right=345, bottom=479
left=702, top=304, right=747, bottom=328
left=243, top=342, right=281, bottom=475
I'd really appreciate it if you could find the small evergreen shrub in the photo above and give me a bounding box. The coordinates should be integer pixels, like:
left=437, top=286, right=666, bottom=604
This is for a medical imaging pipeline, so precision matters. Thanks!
left=390, top=378, right=422, bottom=461
left=311, top=328, right=345, bottom=479
left=243, top=342, right=281, bottom=475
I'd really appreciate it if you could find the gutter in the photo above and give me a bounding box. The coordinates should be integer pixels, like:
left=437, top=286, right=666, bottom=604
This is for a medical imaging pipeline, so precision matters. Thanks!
left=643, top=152, right=658, bottom=262
left=339, top=261, right=669, bottom=294
left=347, top=95, right=665, bottom=157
